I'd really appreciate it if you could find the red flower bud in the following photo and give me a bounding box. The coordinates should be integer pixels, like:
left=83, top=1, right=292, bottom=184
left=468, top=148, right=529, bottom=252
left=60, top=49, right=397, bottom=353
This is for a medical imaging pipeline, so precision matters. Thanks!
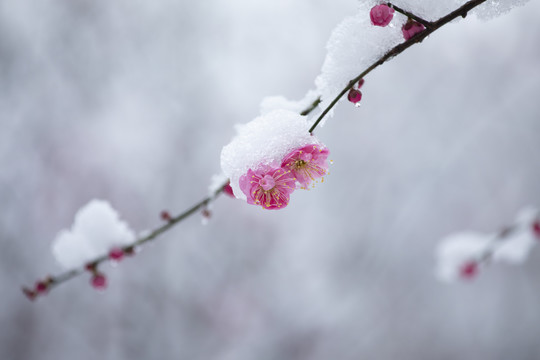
left=223, top=183, right=235, bottom=198
left=460, top=262, right=478, bottom=279
left=402, top=20, right=426, bottom=41
left=370, top=5, right=394, bottom=27
left=532, top=221, right=540, bottom=239
left=91, top=273, right=107, bottom=290
left=35, top=281, right=48, bottom=294
left=347, top=89, right=362, bottom=104
left=109, top=247, right=124, bottom=261
left=160, top=211, right=172, bottom=222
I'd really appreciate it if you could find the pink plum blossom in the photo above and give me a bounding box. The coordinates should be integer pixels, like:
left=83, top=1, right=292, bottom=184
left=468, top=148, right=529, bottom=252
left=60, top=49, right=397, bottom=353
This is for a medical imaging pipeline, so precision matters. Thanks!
left=402, top=20, right=426, bottom=41
left=281, top=144, right=329, bottom=188
left=370, top=4, right=395, bottom=27
left=239, top=166, right=296, bottom=210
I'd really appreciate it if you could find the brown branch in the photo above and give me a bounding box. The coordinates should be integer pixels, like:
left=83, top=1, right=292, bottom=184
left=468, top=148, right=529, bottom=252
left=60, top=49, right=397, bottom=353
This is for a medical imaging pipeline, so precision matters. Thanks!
left=387, top=3, right=433, bottom=28
left=24, top=0, right=489, bottom=300
left=23, top=183, right=227, bottom=298
left=307, top=0, right=487, bottom=133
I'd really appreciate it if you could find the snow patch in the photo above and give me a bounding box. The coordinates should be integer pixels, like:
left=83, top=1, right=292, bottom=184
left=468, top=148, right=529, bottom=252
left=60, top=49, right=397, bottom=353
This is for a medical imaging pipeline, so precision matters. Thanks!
left=51, top=200, right=135, bottom=269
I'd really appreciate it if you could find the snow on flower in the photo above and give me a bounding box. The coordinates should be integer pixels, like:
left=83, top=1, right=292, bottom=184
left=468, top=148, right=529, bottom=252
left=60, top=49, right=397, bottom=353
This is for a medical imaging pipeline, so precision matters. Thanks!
left=435, top=207, right=539, bottom=282
left=51, top=200, right=135, bottom=269
left=239, top=166, right=296, bottom=209
left=220, top=109, right=330, bottom=209
left=220, top=109, right=324, bottom=201
left=281, top=144, right=329, bottom=188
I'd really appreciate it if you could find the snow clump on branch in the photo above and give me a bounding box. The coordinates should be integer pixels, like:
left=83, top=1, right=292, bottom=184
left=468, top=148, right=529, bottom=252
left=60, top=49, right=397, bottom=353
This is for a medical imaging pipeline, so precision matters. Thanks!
left=435, top=207, right=540, bottom=282
left=51, top=200, right=135, bottom=269
left=220, top=109, right=329, bottom=210
left=388, top=0, right=531, bottom=21
left=314, top=2, right=404, bottom=124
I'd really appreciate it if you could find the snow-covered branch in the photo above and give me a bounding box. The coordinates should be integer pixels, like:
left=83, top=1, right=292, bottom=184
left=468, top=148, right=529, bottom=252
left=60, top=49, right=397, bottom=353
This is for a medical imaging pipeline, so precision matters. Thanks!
left=23, top=0, right=530, bottom=300
left=436, top=208, right=540, bottom=282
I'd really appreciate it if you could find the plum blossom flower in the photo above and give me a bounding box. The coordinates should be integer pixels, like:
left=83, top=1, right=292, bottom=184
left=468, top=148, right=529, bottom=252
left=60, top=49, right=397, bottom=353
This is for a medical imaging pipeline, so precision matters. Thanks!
left=370, top=4, right=395, bottom=27
left=402, top=20, right=426, bottom=41
left=281, top=144, right=329, bottom=188
left=239, top=166, right=296, bottom=210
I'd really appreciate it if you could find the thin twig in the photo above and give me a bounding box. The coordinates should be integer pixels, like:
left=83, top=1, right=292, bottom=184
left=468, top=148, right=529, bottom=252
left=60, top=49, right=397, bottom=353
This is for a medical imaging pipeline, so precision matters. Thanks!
left=308, top=0, right=487, bottom=134
left=388, top=3, right=433, bottom=29
left=300, top=98, right=322, bottom=116
left=24, top=184, right=227, bottom=296
left=479, top=224, right=521, bottom=263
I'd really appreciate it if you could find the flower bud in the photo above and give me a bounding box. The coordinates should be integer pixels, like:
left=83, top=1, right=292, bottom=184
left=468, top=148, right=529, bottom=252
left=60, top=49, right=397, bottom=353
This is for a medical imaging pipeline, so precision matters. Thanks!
left=370, top=5, right=395, bottom=27
left=160, top=211, right=172, bottom=222
left=533, top=221, right=540, bottom=239
left=347, top=89, right=362, bottom=104
left=109, top=247, right=124, bottom=261
left=460, top=261, right=478, bottom=279
left=402, top=20, right=426, bottom=41
left=91, top=273, right=107, bottom=290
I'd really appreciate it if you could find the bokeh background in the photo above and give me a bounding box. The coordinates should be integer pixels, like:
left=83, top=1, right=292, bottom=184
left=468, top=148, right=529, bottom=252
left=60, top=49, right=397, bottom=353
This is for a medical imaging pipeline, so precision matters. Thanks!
left=2, top=0, right=540, bottom=359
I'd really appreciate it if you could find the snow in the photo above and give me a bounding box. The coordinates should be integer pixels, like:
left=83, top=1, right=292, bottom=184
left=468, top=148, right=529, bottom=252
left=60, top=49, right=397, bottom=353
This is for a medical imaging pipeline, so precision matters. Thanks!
left=314, top=2, right=405, bottom=125
left=388, top=0, right=531, bottom=21
left=470, top=0, right=531, bottom=20
left=220, top=109, right=321, bottom=201
left=492, top=230, right=536, bottom=264
left=492, top=207, right=538, bottom=263
left=435, top=231, right=492, bottom=281
left=259, top=90, right=319, bottom=116
left=515, top=206, right=539, bottom=225
left=436, top=207, right=539, bottom=282
left=51, top=200, right=136, bottom=269
left=208, top=173, right=229, bottom=196
left=389, top=0, right=466, bottom=21
left=314, top=0, right=531, bottom=126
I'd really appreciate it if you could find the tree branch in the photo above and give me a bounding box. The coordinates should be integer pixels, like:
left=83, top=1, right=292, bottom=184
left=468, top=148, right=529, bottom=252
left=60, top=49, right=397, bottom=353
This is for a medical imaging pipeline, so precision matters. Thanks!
left=24, top=0, right=488, bottom=300
left=388, top=3, right=433, bottom=29
left=307, top=0, right=487, bottom=133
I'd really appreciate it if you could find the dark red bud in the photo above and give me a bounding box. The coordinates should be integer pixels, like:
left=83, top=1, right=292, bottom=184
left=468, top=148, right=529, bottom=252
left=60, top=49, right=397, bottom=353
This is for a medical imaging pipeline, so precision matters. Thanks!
left=160, top=211, right=172, bottom=222
left=347, top=89, right=362, bottom=104
left=91, top=273, right=107, bottom=290
left=460, top=262, right=478, bottom=279
left=109, top=248, right=124, bottom=261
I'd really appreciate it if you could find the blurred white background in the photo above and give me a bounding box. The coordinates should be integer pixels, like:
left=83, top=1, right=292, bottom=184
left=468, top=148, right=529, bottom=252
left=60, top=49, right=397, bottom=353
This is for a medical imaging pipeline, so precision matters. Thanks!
left=2, top=0, right=540, bottom=359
